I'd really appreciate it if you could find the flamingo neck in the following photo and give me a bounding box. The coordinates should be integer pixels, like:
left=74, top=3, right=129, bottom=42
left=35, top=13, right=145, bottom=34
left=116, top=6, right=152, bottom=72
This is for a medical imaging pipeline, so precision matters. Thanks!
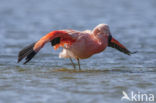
left=92, top=34, right=108, bottom=53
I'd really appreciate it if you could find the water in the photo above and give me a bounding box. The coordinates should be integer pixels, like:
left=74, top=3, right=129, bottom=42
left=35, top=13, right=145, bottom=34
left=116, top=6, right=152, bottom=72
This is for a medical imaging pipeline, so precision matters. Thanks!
left=0, top=0, right=156, bottom=103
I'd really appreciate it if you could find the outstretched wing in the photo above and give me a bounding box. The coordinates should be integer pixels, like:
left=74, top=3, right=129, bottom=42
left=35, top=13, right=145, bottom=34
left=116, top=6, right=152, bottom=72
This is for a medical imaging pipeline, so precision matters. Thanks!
left=17, top=30, right=76, bottom=64
left=108, top=35, right=136, bottom=55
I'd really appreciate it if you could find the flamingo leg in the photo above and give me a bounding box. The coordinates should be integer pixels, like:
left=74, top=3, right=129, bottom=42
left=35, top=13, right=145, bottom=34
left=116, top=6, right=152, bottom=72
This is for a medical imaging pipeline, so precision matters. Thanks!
left=69, top=58, right=76, bottom=69
left=77, top=58, right=81, bottom=70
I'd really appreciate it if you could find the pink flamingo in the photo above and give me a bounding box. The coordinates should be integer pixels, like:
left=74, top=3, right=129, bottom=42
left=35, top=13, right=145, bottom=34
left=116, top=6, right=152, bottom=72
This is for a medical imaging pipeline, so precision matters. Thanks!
left=18, top=24, right=135, bottom=70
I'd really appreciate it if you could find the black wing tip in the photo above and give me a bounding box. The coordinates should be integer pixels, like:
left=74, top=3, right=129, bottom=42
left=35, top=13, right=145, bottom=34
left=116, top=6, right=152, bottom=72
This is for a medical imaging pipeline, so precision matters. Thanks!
left=121, top=50, right=137, bottom=56
left=108, top=35, right=137, bottom=56
left=129, top=51, right=137, bottom=55
left=17, top=42, right=37, bottom=64
left=131, top=51, right=137, bottom=54
left=108, top=42, right=130, bottom=55
left=23, top=51, right=37, bottom=64
left=17, top=59, right=21, bottom=63
left=18, top=50, right=37, bottom=64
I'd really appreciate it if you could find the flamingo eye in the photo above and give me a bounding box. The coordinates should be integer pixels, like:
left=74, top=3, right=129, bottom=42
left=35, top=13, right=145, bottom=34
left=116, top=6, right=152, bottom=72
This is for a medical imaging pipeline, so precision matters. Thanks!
left=96, top=29, right=101, bottom=34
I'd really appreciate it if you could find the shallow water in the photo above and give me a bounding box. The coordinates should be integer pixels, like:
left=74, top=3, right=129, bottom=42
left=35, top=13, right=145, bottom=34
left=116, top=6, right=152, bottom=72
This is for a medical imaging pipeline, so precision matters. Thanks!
left=0, top=0, right=156, bottom=103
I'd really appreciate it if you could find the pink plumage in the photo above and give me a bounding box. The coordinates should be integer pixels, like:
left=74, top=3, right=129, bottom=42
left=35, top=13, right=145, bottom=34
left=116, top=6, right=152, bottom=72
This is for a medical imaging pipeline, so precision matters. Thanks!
left=18, top=24, right=134, bottom=70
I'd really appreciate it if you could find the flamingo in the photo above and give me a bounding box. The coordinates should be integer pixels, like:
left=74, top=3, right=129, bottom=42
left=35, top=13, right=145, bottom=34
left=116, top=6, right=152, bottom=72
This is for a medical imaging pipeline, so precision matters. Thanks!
left=18, top=24, right=135, bottom=70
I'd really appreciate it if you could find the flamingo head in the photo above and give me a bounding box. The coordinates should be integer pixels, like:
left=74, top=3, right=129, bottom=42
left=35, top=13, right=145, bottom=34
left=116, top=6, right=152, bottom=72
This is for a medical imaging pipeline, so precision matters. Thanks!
left=92, top=24, right=111, bottom=36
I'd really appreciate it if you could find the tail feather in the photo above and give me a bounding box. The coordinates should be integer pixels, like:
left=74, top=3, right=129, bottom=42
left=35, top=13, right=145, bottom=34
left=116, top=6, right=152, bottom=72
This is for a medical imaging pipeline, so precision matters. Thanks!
left=18, top=42, right=37, bottom=64
left=108, top=35, right=135, bottom=55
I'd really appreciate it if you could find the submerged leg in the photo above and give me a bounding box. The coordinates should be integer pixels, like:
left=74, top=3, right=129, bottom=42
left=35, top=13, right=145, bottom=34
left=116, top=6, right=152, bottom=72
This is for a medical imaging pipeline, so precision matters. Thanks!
left=77, top=58, right=81, bottom=70
left=69, top=58, right=76, bottom=69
